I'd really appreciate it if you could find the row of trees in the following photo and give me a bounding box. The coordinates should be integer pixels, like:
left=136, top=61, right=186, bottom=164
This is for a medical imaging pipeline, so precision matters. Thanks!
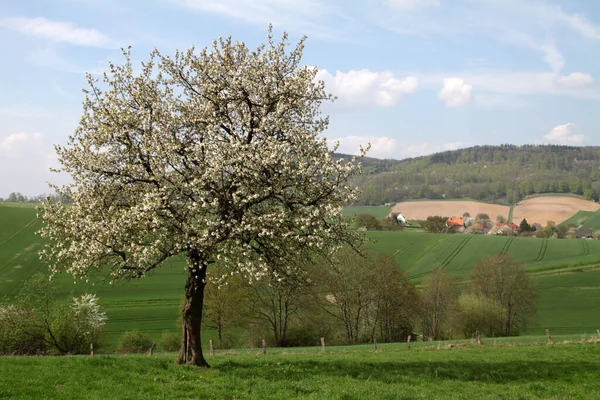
left=1, top=192, right=69, bottom=203
left=201, top=250, right=538, bottom=348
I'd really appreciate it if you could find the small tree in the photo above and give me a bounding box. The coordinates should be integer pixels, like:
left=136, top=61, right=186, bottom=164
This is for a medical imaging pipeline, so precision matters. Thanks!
left=382, top=216, right=404, bottom=231
left=203, top=272, right=247, bottom=349
left=39, top=28, right=364, bottom=367
left=518, top=218, right=531, bottom=234
left=470, top=255, right=537, bottom=336
left=423, top=216, right=448, bottom=233
left=420, top=266, right=455, bottom=340
left=247, top=258, right=314, bottom=347
left=318, top=248, right=377, bottom=343
left=457, top=293, right=504, bottom=338
left=353, top=214, right=382, bottom=231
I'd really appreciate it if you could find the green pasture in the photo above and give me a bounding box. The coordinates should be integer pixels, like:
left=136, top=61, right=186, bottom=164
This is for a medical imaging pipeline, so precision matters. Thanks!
left=561, top=210, right=600, bottom=229
left=1, top=340, right=600, bottom=399
left=2, top=203, right=600, bottom=351
left=367, top=231, right=600, bottom=279
left=342, top=205, right=392, bottom=219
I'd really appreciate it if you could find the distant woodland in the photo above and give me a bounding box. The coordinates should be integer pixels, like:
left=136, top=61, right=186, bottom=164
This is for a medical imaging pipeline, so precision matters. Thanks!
left=340, top=145, right=600, bottom=205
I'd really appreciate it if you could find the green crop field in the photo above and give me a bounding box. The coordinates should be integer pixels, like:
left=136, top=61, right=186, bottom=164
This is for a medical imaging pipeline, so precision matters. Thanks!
left=1, top=340, right=600, bottom=399
left=562, top=210, right=600, bottom=229
left=2, top=203, right=600, bottom=351
left=342, top=205, right=392, bottom=219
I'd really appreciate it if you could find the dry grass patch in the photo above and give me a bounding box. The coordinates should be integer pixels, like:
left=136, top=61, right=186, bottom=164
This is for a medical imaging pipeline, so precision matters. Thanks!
left=391, top=200, right=509, bottom=221
left=512, top=196, right=600, bottom=226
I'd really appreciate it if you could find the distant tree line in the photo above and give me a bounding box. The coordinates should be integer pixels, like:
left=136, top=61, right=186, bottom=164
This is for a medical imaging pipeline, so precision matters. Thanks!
left=1, top=192, right=70, bottom=203
left=338, top=145, right=600, bottom=205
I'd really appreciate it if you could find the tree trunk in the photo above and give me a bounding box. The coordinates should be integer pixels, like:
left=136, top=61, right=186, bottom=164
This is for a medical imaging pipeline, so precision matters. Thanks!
left=176, top=251, right=209, bottom=367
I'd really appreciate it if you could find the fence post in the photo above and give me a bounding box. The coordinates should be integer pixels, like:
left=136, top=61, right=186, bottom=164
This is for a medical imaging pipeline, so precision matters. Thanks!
left=149, top=343, right=156, bottom=355
left=209, top=339, right=214, bottom=356
left=320, top=337, right=326, bottom=353
left=262, top=339, right=266, bottom=355
left=407, top=335, right=411, bottom=350
left=545, top=329, right=553, bottom=345
left=476, top=330, right=482, bottom=346
left=90, top=343, right=94, bottom=357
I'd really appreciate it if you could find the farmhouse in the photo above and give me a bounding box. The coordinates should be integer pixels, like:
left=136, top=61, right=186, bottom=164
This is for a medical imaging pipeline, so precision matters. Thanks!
left=446, top=216, right=465, bottom=233
left=574, top=229, right=595, bottom=239
left=391, top=212, right=410, bottom=226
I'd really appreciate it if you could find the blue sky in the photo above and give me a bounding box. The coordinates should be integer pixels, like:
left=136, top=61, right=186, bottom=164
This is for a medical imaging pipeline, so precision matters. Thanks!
left=1, top=0, right=600, bottom=196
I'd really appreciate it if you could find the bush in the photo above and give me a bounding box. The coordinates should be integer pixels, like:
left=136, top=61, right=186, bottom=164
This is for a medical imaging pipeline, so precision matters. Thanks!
left=118, top=330, right=153, bottom=353
left=0, top=305, right=49, bottom=355
left=50, top=294, right=107, bottom=354
left=0, top=275, right=107, bottom=355
left=159, top=331, right=180, bottom=352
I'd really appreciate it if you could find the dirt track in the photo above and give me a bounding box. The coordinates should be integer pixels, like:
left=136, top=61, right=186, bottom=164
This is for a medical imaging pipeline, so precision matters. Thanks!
left=512, top=196, right=600, bottom=225
left=391, top=201, right=510, bottom=221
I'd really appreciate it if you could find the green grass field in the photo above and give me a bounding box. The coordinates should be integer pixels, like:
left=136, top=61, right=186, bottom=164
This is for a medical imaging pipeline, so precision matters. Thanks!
left=342, top=205, right=392, bottom=219
left=1, top=340, right=599, bottom=399
left=2, top=203, right=600, bottom=350
left=561, top=210, right=600, bottom=229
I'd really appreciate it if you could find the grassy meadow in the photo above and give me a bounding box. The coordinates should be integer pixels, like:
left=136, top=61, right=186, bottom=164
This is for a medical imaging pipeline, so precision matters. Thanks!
left=2, top=203, right=600, bottom=350
left=562, top=209, right=600, bottom=229
left=1, top=339, right=600, bottom=399
left=342, top=205, right=393, bottom=220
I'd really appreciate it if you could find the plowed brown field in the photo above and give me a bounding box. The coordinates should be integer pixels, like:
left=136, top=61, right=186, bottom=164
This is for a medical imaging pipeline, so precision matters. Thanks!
left=390, top=200, right=510, bottom=221
left=512, top=196, right=600, bottom=225
left=390, top=196, right=600, bottom=225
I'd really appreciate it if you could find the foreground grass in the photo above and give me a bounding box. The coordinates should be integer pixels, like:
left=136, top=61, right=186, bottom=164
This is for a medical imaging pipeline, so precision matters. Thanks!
left=1, top=341, right=599, bottom=399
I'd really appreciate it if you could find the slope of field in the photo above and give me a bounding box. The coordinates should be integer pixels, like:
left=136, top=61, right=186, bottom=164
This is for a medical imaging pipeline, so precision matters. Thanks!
left=535, top=269, right=600, bottom=335
left=512, top=196, right=600, bottom=226
left=0, top=204, right=201, bottom=349
left=562, top=210, right=600, bottom=229
left=342, top=205, right=392, bottom=219
left=3, top=203, right=600, bottom=346
left=367, top=231, right=600, bottom=280
left=390, top=200, right=510, bottom=221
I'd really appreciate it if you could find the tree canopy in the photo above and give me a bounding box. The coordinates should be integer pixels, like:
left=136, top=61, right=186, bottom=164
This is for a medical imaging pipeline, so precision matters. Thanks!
left=39, top=28, right=364, bottom=367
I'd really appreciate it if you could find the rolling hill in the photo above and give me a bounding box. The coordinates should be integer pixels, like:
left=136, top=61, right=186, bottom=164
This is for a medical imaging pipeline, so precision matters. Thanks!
left=3, top=202, right=600, bottom=346
left=339, top=144, right=600, bottom=206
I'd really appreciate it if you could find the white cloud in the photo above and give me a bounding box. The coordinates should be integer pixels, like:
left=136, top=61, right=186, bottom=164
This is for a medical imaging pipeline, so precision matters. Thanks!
left=327, top=135, right=470, bottom=159
left=316, top=69, right=418, bottom=108
left=170, top=0, right=349, bottom=41
left=543, top=123, right=585, bottom=145
left=556, top=72, right=594, bottom=87
left=419, top=71, right=600, bottom=100
left=0, top=132, right=45, bottom=156
left=0, top=132, right=66, bottom=197
left=386, top=0, right=440, bottom=10
left=379, top=0, right=600, bottom=72
left=438, top=77, right=472, bottom=108
left=0, top=17, right=112, bottom=47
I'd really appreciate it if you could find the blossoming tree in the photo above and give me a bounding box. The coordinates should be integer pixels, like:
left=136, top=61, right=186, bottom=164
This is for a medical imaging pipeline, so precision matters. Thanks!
left=39, top=28, right=364, bottom=367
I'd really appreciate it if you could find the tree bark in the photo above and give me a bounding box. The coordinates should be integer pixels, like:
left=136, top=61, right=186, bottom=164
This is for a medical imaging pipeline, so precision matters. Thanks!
left=176, top=250, right=210, bottom=367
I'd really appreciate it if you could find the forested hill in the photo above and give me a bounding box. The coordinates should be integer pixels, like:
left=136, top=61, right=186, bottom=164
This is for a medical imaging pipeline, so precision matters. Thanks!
left=337, top=145, right=600, bottom=205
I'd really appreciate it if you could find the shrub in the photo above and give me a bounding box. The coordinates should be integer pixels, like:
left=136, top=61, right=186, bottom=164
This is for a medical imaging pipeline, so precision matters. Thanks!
left=50, top=294, right=107, bottom=354
left=159, top=331, right=180, bottom=352
left=1, top=275, right=107, bottom=355
left=0, top=305, right=49, bottom=355
left=118, top=330, right=153, bottom=353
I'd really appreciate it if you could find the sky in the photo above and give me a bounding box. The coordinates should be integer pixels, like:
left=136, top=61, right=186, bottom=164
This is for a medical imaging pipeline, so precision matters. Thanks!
left=1, top=0, right=600, bottom=197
